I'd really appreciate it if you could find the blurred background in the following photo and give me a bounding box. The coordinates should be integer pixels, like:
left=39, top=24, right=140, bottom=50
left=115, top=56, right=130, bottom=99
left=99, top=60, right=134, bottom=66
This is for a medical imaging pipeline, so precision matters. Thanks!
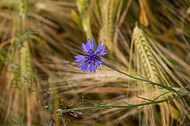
left=0, top=0, right=190, bottom=125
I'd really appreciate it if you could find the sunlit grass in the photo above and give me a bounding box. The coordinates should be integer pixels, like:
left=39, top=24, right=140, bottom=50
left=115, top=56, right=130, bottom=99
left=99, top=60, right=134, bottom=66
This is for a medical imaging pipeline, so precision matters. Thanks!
left=0, top=0, right=190, bottom=125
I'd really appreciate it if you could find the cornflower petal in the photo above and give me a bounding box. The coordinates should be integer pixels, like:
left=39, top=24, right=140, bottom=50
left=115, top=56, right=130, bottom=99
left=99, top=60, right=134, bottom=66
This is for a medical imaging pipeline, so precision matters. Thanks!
left=78, top=57, right=87, bottom=65
left=92, top=39, right=95, bottom=50
left=95, top=41, right=105, bottom=53
left=82, top=43, right=90, bottom=53
left=87, top=61, right=95, bottom=72
left=75, top=38, right=106, bottom=73
left=96, top=47, right=107, bottom=56
left=88, top=38, right=95, bottom=50
left=74, top=55, right=87, bottom=65
left=78, top=61, right=89, bottom=72
left=74, top=55, right=84, bottom=61
left=95, top=59, right=104, bottom=68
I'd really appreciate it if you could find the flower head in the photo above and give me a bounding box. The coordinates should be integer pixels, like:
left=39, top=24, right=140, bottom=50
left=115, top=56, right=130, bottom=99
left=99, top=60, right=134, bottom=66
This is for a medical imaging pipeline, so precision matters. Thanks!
left=75, top=38, right=106, bottom=72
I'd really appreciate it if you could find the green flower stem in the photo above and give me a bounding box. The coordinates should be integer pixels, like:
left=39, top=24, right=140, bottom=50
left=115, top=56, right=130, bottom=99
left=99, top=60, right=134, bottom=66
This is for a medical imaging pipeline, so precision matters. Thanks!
left=59, top=91, right=190, bottom=113
left=57, top=63, right=190, bottom=114
left=104, top=63, right=179, bottom=94
left=59, top=106, right=100, bottom=113
left=107, top=91, right=190, bottom=108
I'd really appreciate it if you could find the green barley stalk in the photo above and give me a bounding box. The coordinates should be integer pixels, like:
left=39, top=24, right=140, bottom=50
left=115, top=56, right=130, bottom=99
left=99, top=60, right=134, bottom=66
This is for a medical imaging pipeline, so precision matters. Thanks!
left=77, top=0, right=93, bottom=39
left=18, top=0, right=33, bottom=125
left=101, top=0, right=128, bottom=66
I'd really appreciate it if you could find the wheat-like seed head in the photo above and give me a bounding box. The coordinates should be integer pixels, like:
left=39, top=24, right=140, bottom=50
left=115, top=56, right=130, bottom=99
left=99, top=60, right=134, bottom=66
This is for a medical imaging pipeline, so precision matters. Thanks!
left=77, top=0, right=93, bottom=39
left=20, top=40, right=32, bottom=84
left=132, top=26, right=160, bottom=126
left=132, top=26, right=159, bottom=83
left=101, top=0, right=113, bottom=51
left=18, top=0, right=25, bottom=13
left=130, top=25, right=190, bottom=126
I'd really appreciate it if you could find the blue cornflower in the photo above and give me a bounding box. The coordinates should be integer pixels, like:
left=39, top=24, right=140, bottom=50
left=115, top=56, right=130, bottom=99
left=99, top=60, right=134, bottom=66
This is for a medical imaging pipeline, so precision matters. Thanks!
left=75, top=38, right=106, bottom=72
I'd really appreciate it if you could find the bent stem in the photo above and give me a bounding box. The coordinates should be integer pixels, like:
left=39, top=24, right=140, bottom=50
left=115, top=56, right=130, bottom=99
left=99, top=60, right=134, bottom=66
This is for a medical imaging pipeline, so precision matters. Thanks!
left=57, top=91, right=190, bottom=114
left=104, top=63, right=180, bottom=94
left=55, top=63, right=190, bottom=115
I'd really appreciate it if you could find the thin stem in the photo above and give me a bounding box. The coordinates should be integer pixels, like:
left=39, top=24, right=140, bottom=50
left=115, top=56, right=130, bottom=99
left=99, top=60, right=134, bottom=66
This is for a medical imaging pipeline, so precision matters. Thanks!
left=60, top=106, right=100, bottom=113
left=57, top=63, right=190, bottom=114
left=104, top=63, right=179, bottom=94
left=59, top=91, right=190, bottom=113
